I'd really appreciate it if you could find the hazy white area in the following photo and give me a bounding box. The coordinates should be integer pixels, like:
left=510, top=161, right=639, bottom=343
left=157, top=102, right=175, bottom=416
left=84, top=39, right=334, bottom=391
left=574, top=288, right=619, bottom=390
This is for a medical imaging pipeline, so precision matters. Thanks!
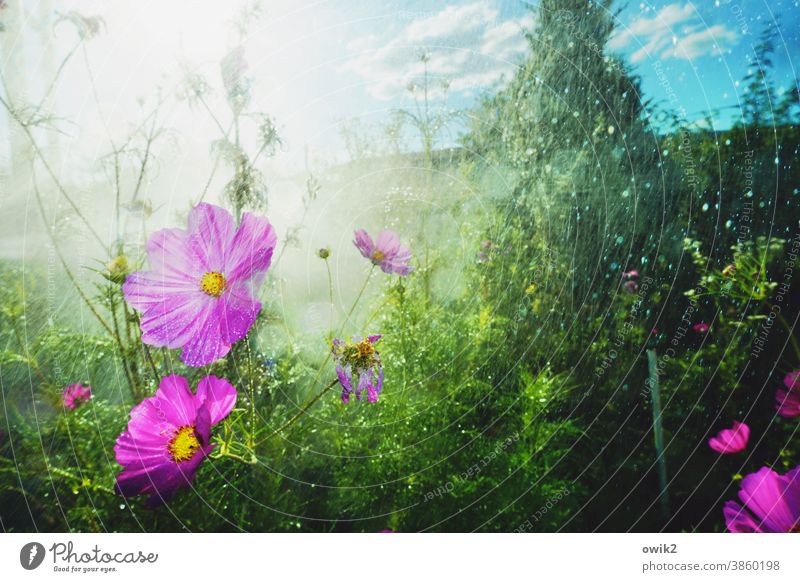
left=0, top=0, right=527, bottom=336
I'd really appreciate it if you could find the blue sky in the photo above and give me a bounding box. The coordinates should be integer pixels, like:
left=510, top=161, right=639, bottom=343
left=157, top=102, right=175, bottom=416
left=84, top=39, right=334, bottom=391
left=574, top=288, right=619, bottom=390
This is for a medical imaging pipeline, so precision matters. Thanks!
left=330, top=0, right=800, bottom=132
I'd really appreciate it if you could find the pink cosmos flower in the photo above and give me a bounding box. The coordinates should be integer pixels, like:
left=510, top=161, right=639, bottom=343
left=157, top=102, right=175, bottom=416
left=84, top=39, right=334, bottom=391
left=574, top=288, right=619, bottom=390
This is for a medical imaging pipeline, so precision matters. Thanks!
left=693, top=322, right=709, bottom=334
left=354, top=229, right=413, bottom=276
left=724, top=465, right=800, bottom=532
left=785, top=370, right=800, bottom=391
left=708, top=421, right=750, bottom=454
left=622, top=280, right=638, bottom=293
left=123, top=203, right=277, bottom=367
left=775, top=389, right=800, bottom=418
left=115, top=374, right=236, bottom=507
left=622, top=270, right=639, bottom=279
left=62, top=383, right=91, bottom=409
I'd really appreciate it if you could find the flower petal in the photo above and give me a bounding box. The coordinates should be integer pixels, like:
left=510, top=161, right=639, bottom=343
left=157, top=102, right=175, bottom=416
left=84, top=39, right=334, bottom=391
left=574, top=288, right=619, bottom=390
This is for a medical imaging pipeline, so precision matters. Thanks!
left=224, top=211, right=277, bottom=286
left=115, top=431, right=170, bottom=468
left=179, top=299, right=231, bottom=367
left=723, top=500, right=762, bottom=533
left=353, top=229, right=375, bottom=259
left=195, top=375, right=238, bottom=426
left=144, top=227, right=202, bottom=281
left=137, top=290, right=212, bottom=349
left=187, top=203, right=236, bottom=272
left=122, top=270, right=199, bottom=314
left=219, top=281, right=260, bottom=346
left=738, top=467, right=797, bottom=532
left=154, top=375, right=198, bottom=427
left=375, top=230, right=401, bottom=257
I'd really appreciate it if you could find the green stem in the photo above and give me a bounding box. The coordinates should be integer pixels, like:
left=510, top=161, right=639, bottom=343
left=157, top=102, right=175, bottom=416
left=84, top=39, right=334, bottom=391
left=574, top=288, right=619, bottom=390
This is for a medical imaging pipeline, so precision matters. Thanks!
left=325, top=259, right=334, bottom=339
left=338, top=266, right=375, bottom=337
left=32, top=173, right=114, bottom=336
left=773, top=310, right=800, bottom=360
left=246, top=339, right=256, bottom=448
left=0, top=93, right=108, bottom=252
left=259, top=379, right=338, bottom=444
left=142, top=345, right=159, bottom=386
left=108, top=286, right=136, bottom=399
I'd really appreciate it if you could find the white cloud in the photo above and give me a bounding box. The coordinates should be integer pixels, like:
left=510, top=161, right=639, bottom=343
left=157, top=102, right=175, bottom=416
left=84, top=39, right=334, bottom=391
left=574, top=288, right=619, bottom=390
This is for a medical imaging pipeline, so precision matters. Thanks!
left=610, top=3, right=738, bottom=63
left=340, top=2, right=534, bottom=100
left=661, top=25, right=738, bottom=60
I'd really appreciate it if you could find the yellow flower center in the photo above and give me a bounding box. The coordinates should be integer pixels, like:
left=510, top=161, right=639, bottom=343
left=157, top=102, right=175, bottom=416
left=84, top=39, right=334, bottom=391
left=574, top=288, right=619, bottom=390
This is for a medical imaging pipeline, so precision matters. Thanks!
left=371, top=250, right=385, bottom=263
left=200, top=271, right=226, bottom=297
left=168, top=425, right=200, bottom=463
left=341, top=338, right=378, bottom=369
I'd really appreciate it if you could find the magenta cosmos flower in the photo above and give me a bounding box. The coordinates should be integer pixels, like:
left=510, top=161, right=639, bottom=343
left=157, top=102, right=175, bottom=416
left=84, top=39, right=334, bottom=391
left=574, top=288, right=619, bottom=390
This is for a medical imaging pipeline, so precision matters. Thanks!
left=62, top=383, right=91, bottom=409
left=776, top=390, right=800, bottom=417
left=354, top=229, right=413, bottom=276
left=724, top=465, right=800, bottom=532
left=115, top=374, right=236, bottom=507
left=332, top=335, right=383, bottom=403
left=693, top=322, right=709, bottom=334
left=708, top=421, right=749, bottom=454
left=775, top=371, right=800, bottom=418
left=123, top=203, right=277, bottom=367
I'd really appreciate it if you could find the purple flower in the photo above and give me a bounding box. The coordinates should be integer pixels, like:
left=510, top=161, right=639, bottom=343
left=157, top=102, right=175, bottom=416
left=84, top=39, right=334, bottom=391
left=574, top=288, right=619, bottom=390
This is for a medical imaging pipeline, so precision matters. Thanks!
left=332, top=335, right=383, bottom=403
left=724, top=466, right=800, bottom=532
left=123, top=203, right=277, bottom=367
left=114, top=374, right=236, bottom=507
left=354, top=229, right=413, bottom=276
left=693, top=322, right=709, bottom=334
left=785, top=370, right=800, bottom=391
left=708, top=421, right=749, bottom=454
left=62, top=384, right=91, bottom=410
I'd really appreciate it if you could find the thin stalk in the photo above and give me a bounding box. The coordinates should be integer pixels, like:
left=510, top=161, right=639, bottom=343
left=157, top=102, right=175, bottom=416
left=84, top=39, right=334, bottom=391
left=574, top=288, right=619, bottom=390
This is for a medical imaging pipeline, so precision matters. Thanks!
left=325, top=258, right=334, bottom=339
left=142, top=345, right=159, bottom=385
left=338, top=266, right=375, bottom=337
left=254, top=267, right=377, bottom=448
left=647, top=349, right=670, bottom=520
left=0, top=93, right=107, bottom=251
left=773, top=310, right=800, bottom=360
left=107, top=286, right=136, bottom=399
left=259, top=379, right=338, bottom=444
left=32, top=174, right=113, bottom=336
left=246, top=339, right=256, bottom=448
left=10, top=317, right=47, bottom=386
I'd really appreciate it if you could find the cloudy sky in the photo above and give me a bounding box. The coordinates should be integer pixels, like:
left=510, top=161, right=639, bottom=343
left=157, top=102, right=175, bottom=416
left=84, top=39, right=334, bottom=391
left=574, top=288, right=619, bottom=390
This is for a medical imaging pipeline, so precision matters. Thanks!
left=3, top=0, right=799, bottom=173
